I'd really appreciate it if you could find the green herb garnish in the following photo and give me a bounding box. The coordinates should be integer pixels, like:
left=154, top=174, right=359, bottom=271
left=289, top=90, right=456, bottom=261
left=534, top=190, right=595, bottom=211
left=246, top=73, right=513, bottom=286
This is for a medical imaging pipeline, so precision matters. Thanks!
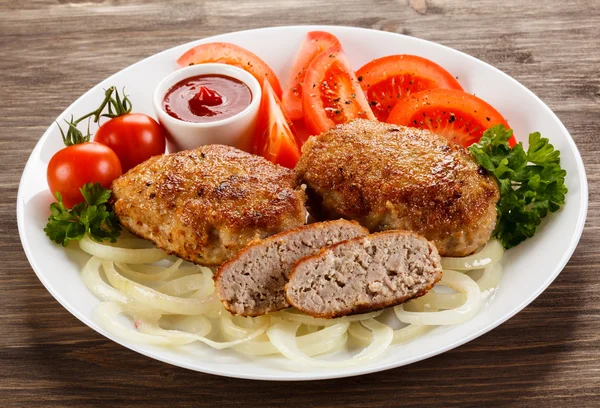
left=44, top=183, right=121, bottom=246
left=469, top=125, right=567, bottom=249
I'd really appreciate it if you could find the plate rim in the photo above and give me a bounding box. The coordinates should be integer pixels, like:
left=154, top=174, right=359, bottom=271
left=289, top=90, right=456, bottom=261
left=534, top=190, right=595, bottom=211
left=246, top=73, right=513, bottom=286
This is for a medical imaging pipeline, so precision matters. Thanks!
left=16, top=24, right=589, bottom=381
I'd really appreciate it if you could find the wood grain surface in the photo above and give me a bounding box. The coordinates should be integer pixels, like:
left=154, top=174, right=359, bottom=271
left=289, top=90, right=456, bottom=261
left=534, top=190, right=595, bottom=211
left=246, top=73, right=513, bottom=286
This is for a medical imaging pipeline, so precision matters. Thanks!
left=1, top=0, right=599, bottom=406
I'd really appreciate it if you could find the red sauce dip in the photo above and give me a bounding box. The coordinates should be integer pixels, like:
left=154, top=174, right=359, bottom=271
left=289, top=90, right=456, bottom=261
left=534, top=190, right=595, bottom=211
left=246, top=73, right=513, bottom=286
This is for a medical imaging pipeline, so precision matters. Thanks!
left=163, top=74, right=252, bottom=123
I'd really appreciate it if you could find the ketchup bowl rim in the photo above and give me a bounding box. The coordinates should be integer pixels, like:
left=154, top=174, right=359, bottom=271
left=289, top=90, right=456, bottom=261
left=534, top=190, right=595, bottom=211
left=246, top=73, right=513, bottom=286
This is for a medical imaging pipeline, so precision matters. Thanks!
left=153, top=63, right=262, bottom=129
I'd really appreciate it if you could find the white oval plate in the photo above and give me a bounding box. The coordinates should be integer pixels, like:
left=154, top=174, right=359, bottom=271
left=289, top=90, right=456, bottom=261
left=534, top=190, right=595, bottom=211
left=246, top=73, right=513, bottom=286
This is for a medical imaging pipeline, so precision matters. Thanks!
left=17, top=26, right=588, bottom=381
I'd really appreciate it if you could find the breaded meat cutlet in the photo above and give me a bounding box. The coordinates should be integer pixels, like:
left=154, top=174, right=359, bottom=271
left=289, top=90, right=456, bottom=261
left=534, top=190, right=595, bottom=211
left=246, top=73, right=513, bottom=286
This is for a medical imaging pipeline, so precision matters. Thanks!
left=295, top=119, right=499, bottom=256
left=112, top=145, right=307, bottom=266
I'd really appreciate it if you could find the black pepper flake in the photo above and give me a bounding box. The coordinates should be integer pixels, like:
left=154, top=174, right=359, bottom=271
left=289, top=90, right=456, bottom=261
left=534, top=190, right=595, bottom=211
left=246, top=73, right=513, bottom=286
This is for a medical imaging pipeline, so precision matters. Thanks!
left=149, top=193, right=156, bottom=199
left=345, top=100, right=351, bottom=104
left=335, top=109, right=341, bottom=114
left=370, top=101, right=377, bottom=106
left=449, top=113, right=456, bottom=123
left=145, top=181, right=152, bottom=187
left=357, top=75, right=363, bottom=82
left=486, top=116, right=491, bottom=121
left=188, top=63, right=194, bottom=66
left=413, top=120, right=418, bottom=125
left=200, top=152, right=206, bottom=158
left=333, top=97, right=341, bottom=102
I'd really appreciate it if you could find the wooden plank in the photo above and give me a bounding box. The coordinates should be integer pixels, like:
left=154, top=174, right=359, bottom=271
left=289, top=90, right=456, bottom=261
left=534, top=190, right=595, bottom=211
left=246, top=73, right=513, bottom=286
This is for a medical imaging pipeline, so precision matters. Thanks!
left=1, top=0, right=599, bottom=406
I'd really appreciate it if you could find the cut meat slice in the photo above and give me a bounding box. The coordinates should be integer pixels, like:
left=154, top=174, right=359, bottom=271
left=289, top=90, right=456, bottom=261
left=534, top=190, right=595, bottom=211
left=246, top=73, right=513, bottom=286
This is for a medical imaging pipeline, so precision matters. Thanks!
left=285, top=230, right=443, bottom=318
left=214, top=220, right=368, bottom=316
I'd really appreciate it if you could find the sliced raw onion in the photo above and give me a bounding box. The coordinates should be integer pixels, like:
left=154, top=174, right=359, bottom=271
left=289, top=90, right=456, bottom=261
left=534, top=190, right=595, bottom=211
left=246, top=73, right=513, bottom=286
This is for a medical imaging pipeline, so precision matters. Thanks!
left=349, top=322, right=431, bottom=345
left=82, top=256, right=131, bottom=303
left=272, top=309, right=382, bottom=327
left=97, top=301, right=267, bottom=349
left=220, top=314, right=269, bottom=338
left=266, top=318, right=392, bottom=368
left=234, top=320, right=350, bottom=357
left=403, top=292, right=438, bottom=312
left=96, top=301, right=179, bottom=346
left=441, top=239, right=503, bottom=270
left=392, top=323, right=432, bottom=344
left=394, top=270, right=482, bottom=325
left=232, top=335, right=279, bottom=356
left=103, top=261, right=219, bottom=315
left=136, top=315, right=213, bottom=345
left=156, top=274, right=207, bottom=296
left=478, top=263, right=503, bottom=296
left=80, top=235, right=167, bottom=264
left=115, top=259, right=184, bottom=282
left=405, top=291, right=467, bottom=312
left=139, top=314, right=267, bottom=350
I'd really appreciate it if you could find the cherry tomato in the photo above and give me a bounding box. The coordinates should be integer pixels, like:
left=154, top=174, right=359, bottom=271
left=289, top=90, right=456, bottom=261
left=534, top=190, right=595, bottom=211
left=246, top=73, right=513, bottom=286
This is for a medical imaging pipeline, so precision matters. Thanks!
left=282, top=31, right=342, bottom=121
left=356, top=54, right=463, bottom=122
left=387, top=89, right=516, bottom=147
left=302, top=48, right=375, bottom=135
left=94, top=113, right=166, bottom=172
left=177, top=42, right=283, bottom=98
left=47, top=142, right=122, bottom=208
left=253, top=80, right=301, bottom=169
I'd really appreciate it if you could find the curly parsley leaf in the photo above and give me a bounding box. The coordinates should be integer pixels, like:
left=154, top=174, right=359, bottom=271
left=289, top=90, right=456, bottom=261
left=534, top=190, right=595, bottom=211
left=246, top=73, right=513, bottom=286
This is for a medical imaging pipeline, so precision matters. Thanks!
left=44, top=183, right=121, bottom=246
left=81, top=182, right=112, bottom=206
left=468, top=125, right=567, bottom=249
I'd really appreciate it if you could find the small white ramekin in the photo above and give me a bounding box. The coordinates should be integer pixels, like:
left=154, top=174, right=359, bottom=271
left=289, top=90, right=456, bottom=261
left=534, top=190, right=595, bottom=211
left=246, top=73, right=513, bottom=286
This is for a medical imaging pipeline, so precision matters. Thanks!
left=153, top=63, right=262, bottom=153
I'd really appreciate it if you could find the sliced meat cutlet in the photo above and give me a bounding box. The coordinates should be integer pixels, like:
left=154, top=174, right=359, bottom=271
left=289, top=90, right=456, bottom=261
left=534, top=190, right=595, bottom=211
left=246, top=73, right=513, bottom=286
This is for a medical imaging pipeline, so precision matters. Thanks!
left=111, top=145, right=307, bottom=266
left=295, top=119, right=500, bottom=257
left=285, top=230, right=443, bottom=318
left=214, top=219, right=368, bottom=316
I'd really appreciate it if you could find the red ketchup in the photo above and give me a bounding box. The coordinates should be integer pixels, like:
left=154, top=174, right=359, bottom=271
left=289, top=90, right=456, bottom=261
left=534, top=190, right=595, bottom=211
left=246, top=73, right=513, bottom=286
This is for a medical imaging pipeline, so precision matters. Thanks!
left=163, top=74, right=252, bottom=123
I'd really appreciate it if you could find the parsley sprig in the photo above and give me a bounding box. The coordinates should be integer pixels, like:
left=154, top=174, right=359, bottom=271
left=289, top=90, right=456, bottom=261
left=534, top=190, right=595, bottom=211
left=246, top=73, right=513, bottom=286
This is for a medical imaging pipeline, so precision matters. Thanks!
left=469, top=125, right=567, bottom=249
left=44, top=183, right=121, bottom=246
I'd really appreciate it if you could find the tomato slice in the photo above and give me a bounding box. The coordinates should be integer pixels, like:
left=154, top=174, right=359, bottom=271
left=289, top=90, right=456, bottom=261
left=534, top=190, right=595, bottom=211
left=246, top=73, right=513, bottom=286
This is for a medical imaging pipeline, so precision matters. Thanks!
left=356, top=55, right=463, bottom=122
left=302, top=48, right=375, bottom=135
left=387, top=89, right=516, bottom=147
left=253, top=80, right=301, bottom=169
left=177, top=42, right=282, bottom=98
left=282, top=31, right=342, bottom=121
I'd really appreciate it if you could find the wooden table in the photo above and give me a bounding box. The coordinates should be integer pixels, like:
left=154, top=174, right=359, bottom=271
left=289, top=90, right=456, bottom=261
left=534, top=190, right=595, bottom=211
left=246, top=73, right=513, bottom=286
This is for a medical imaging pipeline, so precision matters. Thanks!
left=2, top=0, right=599, bottom=406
